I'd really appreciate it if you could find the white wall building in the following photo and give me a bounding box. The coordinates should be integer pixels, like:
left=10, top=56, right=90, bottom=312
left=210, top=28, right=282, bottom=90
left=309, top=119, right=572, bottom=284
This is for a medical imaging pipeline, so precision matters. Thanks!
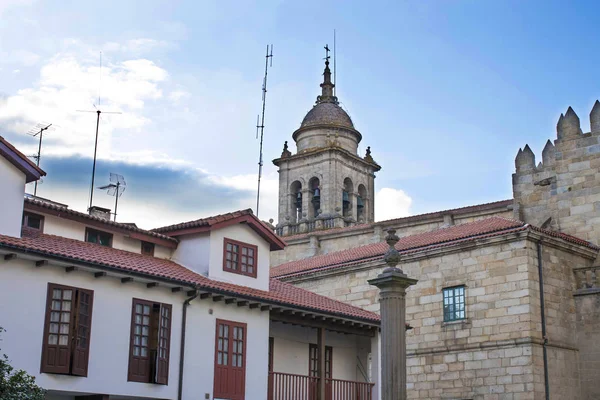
left=0, top=136, right=381, bottom=400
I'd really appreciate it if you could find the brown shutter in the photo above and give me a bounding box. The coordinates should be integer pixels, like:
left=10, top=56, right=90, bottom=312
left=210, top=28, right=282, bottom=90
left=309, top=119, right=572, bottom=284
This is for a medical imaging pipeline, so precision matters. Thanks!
left=155, top=303, right=172, bottom=385
left=213, top=320, right=247, bottom=400
left=40, top=283, right=73, bottom=374
left=71, top=288, right=94, bottom=376
left=128, top=299, right=152, bottom=382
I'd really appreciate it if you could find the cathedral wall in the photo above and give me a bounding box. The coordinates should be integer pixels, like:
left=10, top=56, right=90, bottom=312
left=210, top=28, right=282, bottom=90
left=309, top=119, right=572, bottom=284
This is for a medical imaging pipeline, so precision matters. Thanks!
left=287, top=236, right=595, bottom=398
left=575, top=292, right=600, bottom=400
left=513, top=104, right=600, bottom=246
left=270, top=207, right=513, bottom=267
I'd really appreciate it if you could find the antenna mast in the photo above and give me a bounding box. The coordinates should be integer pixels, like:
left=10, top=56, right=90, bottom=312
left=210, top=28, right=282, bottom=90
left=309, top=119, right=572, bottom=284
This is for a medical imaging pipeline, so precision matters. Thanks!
left=77, top=52, right=121, bottom=211
left=255, top=44, right=273, bottom=217
left=27, top=122, right=54, bottom=196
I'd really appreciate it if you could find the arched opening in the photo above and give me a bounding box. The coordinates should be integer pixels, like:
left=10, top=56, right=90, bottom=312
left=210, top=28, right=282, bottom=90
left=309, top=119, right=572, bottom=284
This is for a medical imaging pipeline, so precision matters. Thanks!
left=342, top=178, right=353, bottom=217
left=357, top=184, right=367, bottom=222
left=309, top=177, right=321, bottom=218
left=290, top=181, right=303, bottom=223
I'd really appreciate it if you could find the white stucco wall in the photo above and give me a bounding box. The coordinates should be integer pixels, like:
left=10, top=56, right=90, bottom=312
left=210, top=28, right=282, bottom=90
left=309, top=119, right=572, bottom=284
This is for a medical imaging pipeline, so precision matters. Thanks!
left=0, top=156, right=26, bottom=238
left=41, top=214, right=85, bottom=240
left=269, top=322, right=372, bottom=383
left=209, top=224, right=271, bottom=291
left=154, top=244, right=173, bottom=260
left=171, top=232, right=211, bottom=276
left=0, top=256, right=270, bottom=400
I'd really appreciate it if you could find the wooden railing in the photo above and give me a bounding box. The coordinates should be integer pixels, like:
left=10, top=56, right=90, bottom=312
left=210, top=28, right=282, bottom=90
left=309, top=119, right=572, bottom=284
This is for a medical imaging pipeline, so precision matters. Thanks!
left=268, top=372, right=374, bottom=400
left=326, top=378, right=374, bottom=400
left=268, top=372, right=318, bottom=400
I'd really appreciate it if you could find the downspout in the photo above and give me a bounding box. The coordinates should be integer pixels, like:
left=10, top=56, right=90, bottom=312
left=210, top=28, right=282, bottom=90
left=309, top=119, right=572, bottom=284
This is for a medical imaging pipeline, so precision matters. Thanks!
left=537, top=241, right=550, bottom=400
left=178, top=288, right=199, bottom=400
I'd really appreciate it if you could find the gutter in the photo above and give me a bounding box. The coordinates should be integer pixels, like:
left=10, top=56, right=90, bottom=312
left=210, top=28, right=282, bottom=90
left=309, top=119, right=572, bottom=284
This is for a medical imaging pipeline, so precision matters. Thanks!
left=537, top=241, right=550, bottom=400
left=178, top=288, right=199, bottom=400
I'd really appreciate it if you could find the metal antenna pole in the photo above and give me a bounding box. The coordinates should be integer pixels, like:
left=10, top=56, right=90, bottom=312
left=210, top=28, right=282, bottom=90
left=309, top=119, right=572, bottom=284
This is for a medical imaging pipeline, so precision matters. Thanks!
left=89, top=110, right=101, bottom=210
left=255, top=44, right=273, bottom=217
left=114, top=181, right=119, bottom=221
left=30, top=123, right=52, bottom=196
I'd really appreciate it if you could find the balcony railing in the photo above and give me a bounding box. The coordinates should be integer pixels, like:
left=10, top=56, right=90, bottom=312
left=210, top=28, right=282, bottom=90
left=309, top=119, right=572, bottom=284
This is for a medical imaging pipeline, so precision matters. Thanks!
left=326, top=377, right=374, bottom=400
left=268, top=372, right=374, bottom=400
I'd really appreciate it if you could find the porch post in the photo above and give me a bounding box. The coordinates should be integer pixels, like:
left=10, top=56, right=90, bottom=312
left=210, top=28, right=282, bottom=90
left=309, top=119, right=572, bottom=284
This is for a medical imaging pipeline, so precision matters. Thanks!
left=368, top=230, right=417, bottom=400
left=317, top=327, right=326, bottom=400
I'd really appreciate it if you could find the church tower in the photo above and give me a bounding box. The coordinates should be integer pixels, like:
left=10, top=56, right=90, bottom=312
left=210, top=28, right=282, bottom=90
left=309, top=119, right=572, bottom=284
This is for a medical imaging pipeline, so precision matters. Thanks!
left=273, top=54, right=381, bottom=236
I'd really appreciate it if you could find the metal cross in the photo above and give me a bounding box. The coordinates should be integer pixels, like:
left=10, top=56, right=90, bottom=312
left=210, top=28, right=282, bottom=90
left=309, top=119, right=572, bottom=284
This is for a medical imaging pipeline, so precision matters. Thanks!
left=324, top=44, right=331, bottom=61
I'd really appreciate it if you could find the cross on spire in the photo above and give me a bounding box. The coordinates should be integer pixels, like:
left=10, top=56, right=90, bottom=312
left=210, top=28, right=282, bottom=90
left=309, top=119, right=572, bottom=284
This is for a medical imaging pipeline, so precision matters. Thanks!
left=324, top=44, right=331, bottom=62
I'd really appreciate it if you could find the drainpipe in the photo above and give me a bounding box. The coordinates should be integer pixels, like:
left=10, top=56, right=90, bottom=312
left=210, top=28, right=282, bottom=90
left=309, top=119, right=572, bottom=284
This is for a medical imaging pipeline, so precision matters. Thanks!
left=537, top=242, right=550, bottom=400
left=178, top=288, right=199, bottom=400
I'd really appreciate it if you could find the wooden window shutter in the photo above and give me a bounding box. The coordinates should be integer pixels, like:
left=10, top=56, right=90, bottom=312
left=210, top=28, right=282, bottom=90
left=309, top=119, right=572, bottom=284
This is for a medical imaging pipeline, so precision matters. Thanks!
left=128, top=299, right=152, bottom=382
left=41, top=283, right=74, bottom=374
left=213, top=319, right=247, bottom=400
left=155, top=303, right=172, bottom=385
left=71, top=288, right=94, bottom=376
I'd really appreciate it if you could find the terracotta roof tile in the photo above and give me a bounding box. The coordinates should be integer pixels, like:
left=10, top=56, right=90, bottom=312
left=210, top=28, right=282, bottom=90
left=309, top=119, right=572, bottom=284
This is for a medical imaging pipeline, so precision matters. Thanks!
left=0, top=230, right=377, bottom=323
left=153, top=209, right=253, bottom=233
left=271, top=217, right=599, bottom=279
left=283, top=199, right=513, bottom=241
left=24, top=197, right=178, bottom=244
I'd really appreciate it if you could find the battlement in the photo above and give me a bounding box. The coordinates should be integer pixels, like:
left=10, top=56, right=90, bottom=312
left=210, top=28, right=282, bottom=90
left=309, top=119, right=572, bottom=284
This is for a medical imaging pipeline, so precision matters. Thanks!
left=513, top=101, right=600, bottom=244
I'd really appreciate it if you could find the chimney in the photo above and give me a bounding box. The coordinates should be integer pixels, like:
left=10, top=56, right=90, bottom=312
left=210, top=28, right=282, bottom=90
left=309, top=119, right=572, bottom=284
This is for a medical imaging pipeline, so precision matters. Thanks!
left=89, top=206, right=112, bottom=221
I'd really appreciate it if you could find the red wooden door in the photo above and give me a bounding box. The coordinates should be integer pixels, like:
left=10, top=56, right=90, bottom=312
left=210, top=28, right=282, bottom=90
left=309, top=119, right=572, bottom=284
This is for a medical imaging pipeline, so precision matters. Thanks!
left=214, top=319, right=247, bottom=400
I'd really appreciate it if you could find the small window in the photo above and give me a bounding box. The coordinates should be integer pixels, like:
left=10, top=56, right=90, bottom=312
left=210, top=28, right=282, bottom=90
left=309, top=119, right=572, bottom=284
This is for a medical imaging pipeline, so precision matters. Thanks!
left=141, top=241, right=155, bottom=256
left=443, top=286, right=466, bottom=322
left=85, top=228, right=113, bottom=247
left=128, top=299, right=172, bottom=384
left=41, top=283, right=94, bottom=376
left=223, top=238, right=258, bottom=278
left=22, top=212, right=44, bottom=231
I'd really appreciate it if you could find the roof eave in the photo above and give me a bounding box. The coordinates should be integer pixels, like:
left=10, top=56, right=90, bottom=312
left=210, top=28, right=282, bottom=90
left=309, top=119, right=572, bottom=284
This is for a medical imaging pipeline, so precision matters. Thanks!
left=0, top=139, right=46, bottom=183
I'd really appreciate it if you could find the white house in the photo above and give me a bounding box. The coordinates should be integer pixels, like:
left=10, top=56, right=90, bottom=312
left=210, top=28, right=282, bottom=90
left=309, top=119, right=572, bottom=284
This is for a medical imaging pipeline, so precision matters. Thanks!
left=0, top=136, right=381, bottom=400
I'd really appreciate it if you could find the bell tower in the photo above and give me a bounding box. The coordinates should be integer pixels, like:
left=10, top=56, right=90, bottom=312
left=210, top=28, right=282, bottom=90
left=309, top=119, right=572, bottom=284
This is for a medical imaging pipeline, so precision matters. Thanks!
left=273, top=52, right=381, bottom=236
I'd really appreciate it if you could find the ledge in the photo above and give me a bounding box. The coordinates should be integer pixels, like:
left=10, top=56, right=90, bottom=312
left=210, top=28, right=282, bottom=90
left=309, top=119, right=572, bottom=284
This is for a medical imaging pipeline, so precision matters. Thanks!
left=441, top=318, right=471, bottom=329
left=574, top=287, right=600, bottom=297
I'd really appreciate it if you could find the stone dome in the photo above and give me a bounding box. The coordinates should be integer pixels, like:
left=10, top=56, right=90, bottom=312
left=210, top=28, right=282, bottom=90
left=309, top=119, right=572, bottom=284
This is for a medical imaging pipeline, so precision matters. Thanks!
left=300, top=102, right=355, bottom=130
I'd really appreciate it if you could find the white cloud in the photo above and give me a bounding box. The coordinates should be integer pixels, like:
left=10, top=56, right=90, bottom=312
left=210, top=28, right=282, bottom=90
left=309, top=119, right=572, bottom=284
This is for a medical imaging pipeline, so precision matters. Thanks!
left=0, top=0, right=34, bottom=16
left=375, top=187, right=413, bottom=221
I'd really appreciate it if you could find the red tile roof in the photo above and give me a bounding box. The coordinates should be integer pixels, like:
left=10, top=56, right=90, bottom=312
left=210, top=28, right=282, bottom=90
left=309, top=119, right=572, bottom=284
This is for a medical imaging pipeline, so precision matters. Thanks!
left=0, top=136, right=46, bottom=183
left=271, top=217, right=599, bottom=279
left=283, top=199, right=513, bottom=241
left=24, top=197, right=178, bottom=246
left=0, top=229, right=377, bottom=323
left=153, top=209, right=286, bottom=251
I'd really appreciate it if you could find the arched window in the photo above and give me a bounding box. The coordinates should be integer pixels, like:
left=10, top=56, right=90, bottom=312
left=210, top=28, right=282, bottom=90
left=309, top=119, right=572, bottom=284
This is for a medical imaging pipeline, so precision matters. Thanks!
left=290, top=181, right=302, bottom=223
left=357, top=184, right=367, bottom=222
left=309, top=177, right=320, bottom=218
left=342, top=178, right=353, bottom=217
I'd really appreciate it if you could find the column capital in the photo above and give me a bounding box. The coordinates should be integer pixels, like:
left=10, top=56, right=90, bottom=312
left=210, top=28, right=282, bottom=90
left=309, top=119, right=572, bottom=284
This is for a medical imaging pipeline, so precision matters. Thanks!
left=368, top=267, right=418, bottom=291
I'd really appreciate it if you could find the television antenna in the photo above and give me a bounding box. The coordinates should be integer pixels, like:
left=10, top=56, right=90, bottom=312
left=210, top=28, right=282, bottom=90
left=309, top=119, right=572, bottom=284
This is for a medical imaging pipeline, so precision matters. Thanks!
left=333, top=29, right=336, bottom=97
left=255, top=44, right=273, bottom=218
left=77, top=51, right=122, bottom=211
left=26, top=122, right=54, bottom=196
left=98, top=173, right=126, bottom=222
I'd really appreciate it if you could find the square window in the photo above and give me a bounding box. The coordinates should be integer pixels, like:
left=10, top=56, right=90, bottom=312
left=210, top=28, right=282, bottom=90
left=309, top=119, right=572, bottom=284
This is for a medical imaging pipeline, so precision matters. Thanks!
left=443, top=286, right=467, bottom=322
left=85, top=228, right=113, bottom=247
left=22, top=212, right=44, bottom=231
left=141, top=241, right=155, bottom=256
left=222, top=238, right=258, bottom=278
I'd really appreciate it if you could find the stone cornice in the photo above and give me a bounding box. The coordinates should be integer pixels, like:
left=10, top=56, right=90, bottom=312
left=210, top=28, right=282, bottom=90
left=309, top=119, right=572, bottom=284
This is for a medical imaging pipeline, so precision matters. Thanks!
left=273, top=145, right=381, bottom=172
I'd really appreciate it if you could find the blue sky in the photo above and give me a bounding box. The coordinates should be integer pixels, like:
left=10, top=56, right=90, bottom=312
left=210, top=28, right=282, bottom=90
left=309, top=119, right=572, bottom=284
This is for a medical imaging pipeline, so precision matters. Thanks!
left=1, top=0, right=599, bottom=228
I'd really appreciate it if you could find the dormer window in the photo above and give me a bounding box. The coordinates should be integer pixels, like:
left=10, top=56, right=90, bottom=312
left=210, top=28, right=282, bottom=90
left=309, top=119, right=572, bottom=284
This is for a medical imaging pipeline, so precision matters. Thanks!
left=85, top=228, right=113, bottom=247
left=223, top=238, right=258, bottom=278
left=22, top=212, right=44, bottom=231
left=141, top=241, right=155, bottom=256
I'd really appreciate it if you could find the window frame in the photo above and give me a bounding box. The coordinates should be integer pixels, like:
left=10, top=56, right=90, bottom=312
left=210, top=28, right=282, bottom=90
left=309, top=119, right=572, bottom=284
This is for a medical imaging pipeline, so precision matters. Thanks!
left=127, top=298, right=172, bottom=385
left=222, top=237, right=258, bottom=278
left=213, top=319, right=247, bottom=400
left=308, top=344, right=332, bottom=379
left=443, top=286, right=466, bottom=322
left=22, top=211, right=44, bottom=231
left=40, top=283, right=94, bottom=376
left=141, top=241, right=155, bottom=256
left=85, top=227, right=113, bottom=247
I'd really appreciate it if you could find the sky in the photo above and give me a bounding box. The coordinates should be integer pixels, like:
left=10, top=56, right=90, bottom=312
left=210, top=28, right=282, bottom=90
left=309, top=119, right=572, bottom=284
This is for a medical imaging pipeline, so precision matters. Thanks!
left=1, top=0, right=599, bottom=229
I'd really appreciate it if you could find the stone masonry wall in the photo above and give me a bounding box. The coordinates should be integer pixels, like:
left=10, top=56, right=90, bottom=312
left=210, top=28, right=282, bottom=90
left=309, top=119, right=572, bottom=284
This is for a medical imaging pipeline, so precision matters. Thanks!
left=270, top=207, right=513, bottom=267
left=513, top=102, right=600, bottom=246
left=287, top=236, right=594, bottom=399
left=575, top=294, right=600, bottom=400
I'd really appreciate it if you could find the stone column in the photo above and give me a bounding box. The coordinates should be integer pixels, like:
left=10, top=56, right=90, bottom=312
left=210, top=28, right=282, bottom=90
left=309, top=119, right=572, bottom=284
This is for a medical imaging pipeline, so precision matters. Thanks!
left=368, top=229, right=418, bottom=400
